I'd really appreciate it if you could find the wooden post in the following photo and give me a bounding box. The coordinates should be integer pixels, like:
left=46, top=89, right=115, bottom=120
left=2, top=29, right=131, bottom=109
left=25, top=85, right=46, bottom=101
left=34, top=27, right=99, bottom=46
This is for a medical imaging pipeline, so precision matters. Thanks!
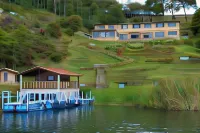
left=57, top=75, right=60, bottom=91
left=20, top=75, right=22, bottom=91
left=17, top=91, right=19, bottom=102
left=27, top=93, right=29, bottom=112
left=77, top=76, right=80, bottom=88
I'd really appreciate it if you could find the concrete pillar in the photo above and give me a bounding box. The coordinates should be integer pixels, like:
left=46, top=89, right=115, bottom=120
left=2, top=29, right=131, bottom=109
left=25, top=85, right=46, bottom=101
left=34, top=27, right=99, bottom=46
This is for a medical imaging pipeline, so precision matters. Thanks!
left=94, top=64, right=108, bottom=89
left=57, top=75, right=60, bottom=91
left=20, top=75, right=22, bottom=91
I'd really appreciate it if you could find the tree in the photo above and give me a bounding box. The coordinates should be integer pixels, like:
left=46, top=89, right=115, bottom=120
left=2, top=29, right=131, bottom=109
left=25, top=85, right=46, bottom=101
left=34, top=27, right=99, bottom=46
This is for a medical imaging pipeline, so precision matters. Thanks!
left=191, top=8, right=200, bottom=36
left=145, top=0, right=165, bottom=15
left=66, top=0, right=74, bottom=16
left=65, top=15, right=82, bottom=32
left=46, top=22, right=62, bottom=38
left=90, top=2, right=99, bottom=15
left=98, top=4, right=125, bottom=24
left=165, top=0, right=180, bottom=20
left=128, top=2, right=144, bottom=11
left=176, top=0, right=197, bottom=22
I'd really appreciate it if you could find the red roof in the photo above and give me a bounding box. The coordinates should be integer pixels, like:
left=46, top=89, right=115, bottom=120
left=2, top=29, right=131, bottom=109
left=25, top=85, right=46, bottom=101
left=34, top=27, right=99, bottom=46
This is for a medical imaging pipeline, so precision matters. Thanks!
left=20, top=66, right=82, bottom=76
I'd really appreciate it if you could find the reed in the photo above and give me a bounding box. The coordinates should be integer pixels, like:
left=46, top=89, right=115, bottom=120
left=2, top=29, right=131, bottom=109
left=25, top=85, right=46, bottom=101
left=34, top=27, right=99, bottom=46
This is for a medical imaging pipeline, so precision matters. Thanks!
left=152, top=77, right=200, bottom=110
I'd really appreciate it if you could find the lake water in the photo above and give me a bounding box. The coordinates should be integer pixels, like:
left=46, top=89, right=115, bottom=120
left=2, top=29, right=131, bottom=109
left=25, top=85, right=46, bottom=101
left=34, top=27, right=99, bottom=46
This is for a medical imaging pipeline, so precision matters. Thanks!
left=0, top=106, right=200, bottom=133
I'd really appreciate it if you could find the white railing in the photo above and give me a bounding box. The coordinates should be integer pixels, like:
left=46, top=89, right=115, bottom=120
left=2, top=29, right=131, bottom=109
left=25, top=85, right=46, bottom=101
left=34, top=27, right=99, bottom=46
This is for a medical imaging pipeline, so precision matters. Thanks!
left=22, top=81, right=78, bottom=89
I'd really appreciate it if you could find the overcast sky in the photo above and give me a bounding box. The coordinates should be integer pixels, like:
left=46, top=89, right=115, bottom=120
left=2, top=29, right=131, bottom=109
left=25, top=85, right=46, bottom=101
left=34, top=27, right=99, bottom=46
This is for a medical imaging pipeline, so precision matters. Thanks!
left=117, top=0, right=200, bottom=15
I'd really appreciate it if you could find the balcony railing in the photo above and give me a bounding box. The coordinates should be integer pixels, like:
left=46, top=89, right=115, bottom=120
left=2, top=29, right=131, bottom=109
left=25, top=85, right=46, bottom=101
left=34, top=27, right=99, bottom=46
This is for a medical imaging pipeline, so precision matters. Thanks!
left=22, top=81, right=78, bottom=89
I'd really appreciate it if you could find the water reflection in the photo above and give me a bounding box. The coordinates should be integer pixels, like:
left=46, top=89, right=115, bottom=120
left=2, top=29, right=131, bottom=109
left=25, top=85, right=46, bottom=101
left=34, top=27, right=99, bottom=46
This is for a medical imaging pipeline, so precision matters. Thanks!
left=0, top=106, right=200, bottom=133
left=0, top=106, right=94, bottom=133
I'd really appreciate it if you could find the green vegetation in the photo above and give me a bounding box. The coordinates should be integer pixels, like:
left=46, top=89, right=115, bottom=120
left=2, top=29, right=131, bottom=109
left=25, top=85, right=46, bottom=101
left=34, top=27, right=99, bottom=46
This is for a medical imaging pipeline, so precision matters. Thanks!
left=152, top=77, right=200, bottom=111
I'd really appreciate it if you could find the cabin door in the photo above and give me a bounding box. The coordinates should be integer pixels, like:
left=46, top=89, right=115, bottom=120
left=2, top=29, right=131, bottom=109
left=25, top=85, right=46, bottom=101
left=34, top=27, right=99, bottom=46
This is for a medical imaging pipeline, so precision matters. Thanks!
left=4, top=72, right=8, bottom=82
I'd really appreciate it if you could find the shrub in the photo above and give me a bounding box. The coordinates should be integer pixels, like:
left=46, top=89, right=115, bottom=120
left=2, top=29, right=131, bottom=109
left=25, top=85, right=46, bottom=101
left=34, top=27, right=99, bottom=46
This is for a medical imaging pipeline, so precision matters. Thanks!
left=152, top=77, right=200, bottom=110
left=173, top=40, right=183, bottom=45
left=46, top=22, right=62, bottom=38
left=195, top=39, right=200, bottom=49
left=61, top=15, right=83, bottom=32
left=64, top=28, right=74, bottom=36
left=127, top=43, right=144, bottom=49
left=50, top=53, right=63, bottom=63
left=184, top=39, right=194, bottom=46
left=33, top=21, right=40, bottom=28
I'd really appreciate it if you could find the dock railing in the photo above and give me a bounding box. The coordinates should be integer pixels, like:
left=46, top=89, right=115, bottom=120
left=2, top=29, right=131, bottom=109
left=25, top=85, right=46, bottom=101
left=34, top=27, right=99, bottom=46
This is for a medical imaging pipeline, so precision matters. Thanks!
left=22, top=81, right=78, bottom=89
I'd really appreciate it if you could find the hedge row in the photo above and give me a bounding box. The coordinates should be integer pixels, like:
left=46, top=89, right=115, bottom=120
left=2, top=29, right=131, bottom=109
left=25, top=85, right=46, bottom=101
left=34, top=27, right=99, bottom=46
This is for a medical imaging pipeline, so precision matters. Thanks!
left=146, top=58, right=173, bottom=63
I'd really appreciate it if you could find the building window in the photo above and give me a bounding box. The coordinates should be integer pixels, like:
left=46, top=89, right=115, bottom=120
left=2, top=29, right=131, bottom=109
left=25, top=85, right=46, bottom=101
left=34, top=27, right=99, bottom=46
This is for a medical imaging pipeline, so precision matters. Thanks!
left=121, top=24, right=128, bottom=29
left=131, top=34, right=140, bottom=39
left=108, top=25, right=114, bottom=29
left=168, top=31, right=177, bottom=35
left=93, top=32, right=99, bottom=38
left=100, top=32, right=106, bottom=37
left=143, top=33, right=153, bottom=38
left=98, top=25, right=105, bottom=29
left=168, top=22, right=176, bottom=27
left=105, top=31, right=115, bottom=38
left=156, top=23, right=164, bottom=28
left=92, top=31, right=115, bottom=38
left=133, top=24, right=140, bottom=28
left=119, top=34, right=128, bottom=40
left=4, top=72, right=8, bottom=82
left=144, top=24, right=151, bottom=28
left=155, top=32, right=165, bottom=38
left=48, top=76, right=54, bottom=81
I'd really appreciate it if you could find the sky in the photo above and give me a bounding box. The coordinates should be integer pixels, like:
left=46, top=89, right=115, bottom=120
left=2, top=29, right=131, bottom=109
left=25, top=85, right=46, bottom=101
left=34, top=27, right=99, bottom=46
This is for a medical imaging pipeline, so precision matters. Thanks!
left=117, top=0, right=200, bottom=15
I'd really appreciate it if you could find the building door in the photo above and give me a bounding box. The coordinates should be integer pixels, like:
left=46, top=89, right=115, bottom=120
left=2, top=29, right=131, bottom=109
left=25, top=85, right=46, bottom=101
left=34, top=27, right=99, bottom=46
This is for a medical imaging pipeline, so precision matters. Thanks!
left=4, top=72, right=8, bottom=82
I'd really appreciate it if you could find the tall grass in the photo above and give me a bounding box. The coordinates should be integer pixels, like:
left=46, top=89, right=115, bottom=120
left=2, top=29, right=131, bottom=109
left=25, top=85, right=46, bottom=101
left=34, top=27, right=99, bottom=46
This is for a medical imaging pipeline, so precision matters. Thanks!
left=152, top=77, right=200, bottom=110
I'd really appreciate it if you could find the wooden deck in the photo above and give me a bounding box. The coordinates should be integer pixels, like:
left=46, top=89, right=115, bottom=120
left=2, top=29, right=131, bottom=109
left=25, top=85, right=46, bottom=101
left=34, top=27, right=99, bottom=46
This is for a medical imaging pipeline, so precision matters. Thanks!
left=22, top=81, right=78, bottom=89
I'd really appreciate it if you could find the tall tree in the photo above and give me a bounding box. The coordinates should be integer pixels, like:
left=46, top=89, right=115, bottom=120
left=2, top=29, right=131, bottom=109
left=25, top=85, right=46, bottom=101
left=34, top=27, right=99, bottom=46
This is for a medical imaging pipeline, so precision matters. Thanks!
left=145, top=0, right=165, bottom=15
left=191, top=8, right=200, bottom=36
left=176, top=0, right=197, bottom=22
left=165, top=0, right=180, bottom=19
left=90, top=2, right=99, bottom=16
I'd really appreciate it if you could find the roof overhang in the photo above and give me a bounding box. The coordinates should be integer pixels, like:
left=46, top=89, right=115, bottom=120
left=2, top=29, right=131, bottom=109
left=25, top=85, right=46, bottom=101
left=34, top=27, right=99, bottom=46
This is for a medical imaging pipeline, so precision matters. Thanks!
left=0, top=68, right=19, bottom=74
left=20, top=66, right=82, bottom=76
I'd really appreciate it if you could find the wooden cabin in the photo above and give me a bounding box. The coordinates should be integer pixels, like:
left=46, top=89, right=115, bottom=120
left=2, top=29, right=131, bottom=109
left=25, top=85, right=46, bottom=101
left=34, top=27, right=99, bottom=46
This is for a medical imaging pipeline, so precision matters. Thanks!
left=19, top=66, right=82, bottom=97
left=0, top=68, right=19, bottom=84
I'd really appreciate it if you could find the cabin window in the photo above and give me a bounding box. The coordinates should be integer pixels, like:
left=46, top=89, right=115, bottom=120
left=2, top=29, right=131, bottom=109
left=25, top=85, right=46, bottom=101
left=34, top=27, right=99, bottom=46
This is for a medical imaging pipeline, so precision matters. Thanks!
left=108, top=25, right=115, bottom=29
left=48, top=76, right=54, bottom=81
left=35, top=94, right=39, bottom=101
left=121, top=24, right=128, bottom=29
left=155, top=32, right=165, bottom=38
left=156, top=23, right=164, bottom=28
left=168, top=31, right=177, bottom=36
left=41, top=94, right=45, bottom=100
left=168, top=22, right=176, bottom=27
left=4, top=72, right=8, bottom=82
left=144, top=24, right=151, bottom=28
left=30, top=93, right=34, bottom=101
left=133, top=24, right=140, bottom=28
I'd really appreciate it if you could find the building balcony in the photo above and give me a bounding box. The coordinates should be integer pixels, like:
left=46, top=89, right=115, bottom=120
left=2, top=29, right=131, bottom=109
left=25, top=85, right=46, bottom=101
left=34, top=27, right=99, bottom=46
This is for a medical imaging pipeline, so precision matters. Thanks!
left=22, top=81, right=78, bottom=89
